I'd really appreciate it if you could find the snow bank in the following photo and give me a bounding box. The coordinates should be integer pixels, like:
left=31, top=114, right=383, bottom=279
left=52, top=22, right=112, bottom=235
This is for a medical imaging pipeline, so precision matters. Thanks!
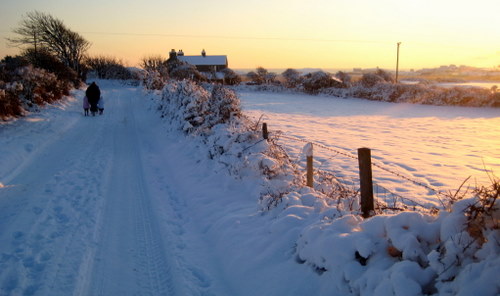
left=150, top=80, right=500, bottom=295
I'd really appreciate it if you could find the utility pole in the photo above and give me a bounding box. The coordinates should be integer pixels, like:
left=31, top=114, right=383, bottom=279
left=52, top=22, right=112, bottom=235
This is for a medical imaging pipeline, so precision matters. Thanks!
left=395, top=42, right=401, bottom=83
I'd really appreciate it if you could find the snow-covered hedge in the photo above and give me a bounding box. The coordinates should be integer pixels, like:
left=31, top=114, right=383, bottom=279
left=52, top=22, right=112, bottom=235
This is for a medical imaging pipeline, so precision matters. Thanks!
left=154, top=80, right=301, bottom=202
left=321, top=82, right=500, bottom=107
left=1, top=64, right=72, bottom=119
left=151, top=80, right=500, bottom=295
left=0, top=81, right=23, bottom=119
left=142, top=70, right=167, bottom=91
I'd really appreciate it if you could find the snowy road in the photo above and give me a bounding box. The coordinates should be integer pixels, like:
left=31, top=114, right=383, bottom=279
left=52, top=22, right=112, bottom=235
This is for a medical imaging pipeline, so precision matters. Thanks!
left=0, top=83, right=235, bottom=295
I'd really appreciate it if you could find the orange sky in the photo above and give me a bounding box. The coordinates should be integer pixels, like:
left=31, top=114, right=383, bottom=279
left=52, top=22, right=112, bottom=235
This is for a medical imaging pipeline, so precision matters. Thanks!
left=1, top=0, right=499, bottom=70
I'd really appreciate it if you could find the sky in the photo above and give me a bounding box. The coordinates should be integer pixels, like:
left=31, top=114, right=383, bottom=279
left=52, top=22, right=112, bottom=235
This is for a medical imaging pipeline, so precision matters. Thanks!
left=1, top=0, right=499, bottom=71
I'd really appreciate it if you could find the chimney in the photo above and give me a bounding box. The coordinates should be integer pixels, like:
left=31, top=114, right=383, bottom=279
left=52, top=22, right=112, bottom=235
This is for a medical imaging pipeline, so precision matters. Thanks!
left=202, top=49, right=206, bottom=57
left=169, top=49, right=176, bottom=59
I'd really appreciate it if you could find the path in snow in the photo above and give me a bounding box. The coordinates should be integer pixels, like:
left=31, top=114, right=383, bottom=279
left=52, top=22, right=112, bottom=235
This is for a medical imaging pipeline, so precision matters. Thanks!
left=0, top=82, right=228, bottom=295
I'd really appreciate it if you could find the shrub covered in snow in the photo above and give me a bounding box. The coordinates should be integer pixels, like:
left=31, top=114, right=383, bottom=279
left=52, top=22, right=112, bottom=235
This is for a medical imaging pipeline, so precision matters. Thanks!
left=0, top=50, right=84, bottom=120
left=157, top=81, right=239, bottom=133
left=301, top=71, right=344, bottom=93
left=1, top=58, right=73, bottom=120
left=154, top=80, right=300, bottom=204
left=142, top=70, right=167, bottom=91
left=0, top=81, right=23, bottom=119
left=282, top=68, right=303, bottom=88
left=23, top=48, right=81, bottom=87
left=246, top=67, right=277, bottom=85
left=359, top=73, right=385, bottom=88
left=220, top=68, right=242, bottom=85
left=335, top=71, right=352, bottom=87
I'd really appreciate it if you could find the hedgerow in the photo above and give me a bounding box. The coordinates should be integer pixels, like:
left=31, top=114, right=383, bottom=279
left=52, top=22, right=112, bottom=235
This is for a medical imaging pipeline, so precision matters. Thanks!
left=1, top=63, right=73, bottom=120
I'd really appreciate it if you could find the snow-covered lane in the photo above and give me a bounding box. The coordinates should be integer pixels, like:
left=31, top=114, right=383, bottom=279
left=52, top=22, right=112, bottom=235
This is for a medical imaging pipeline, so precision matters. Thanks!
left=0, top=82, right=235, bottom=295
left=84, top=87, right=177, bottom=295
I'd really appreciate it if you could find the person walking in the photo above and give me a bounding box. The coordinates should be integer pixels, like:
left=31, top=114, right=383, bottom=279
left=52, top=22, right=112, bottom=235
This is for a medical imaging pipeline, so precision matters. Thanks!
left=83, top=96, right=90, bottom=116
left=85, top=82, right=101, bottom=116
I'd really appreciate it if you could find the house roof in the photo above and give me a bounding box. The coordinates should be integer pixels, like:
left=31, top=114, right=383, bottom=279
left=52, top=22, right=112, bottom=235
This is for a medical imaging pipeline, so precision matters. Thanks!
left=178, top=55, right=227, bottom=66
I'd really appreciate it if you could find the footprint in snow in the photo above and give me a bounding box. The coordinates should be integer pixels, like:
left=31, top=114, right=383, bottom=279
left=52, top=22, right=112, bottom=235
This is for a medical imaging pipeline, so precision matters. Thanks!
left=32, top=207, right=43, bottom=215
left=24, top=143, right=34, bottom=153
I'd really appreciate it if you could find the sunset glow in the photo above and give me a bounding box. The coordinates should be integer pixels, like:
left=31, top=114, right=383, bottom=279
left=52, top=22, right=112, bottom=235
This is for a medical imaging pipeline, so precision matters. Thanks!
left=1, top=0, right=499, bottom=70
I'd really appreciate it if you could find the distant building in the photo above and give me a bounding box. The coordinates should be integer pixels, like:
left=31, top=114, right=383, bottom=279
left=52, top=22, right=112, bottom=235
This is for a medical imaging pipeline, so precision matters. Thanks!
left=168, top=49, right=228, bottom=79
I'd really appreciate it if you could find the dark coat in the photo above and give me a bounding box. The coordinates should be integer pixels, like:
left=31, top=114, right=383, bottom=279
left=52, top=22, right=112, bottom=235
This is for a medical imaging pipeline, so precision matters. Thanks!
left=86, top=82, right=101, bottom=111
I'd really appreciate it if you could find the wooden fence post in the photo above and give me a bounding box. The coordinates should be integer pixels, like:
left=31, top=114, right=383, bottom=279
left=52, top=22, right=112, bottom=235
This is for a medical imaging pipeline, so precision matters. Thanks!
left=304, top=143, right=313, bottom=188
left=358, top=148, right=374, bottom=218
left=262, top=122, right=268, bottom=140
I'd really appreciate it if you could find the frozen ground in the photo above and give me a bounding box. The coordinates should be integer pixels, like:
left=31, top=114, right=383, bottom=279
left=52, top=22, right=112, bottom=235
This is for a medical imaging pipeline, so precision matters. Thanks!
left=239, top=91, right=500, bottom=208
left=0, top=81, right=498, bottom=295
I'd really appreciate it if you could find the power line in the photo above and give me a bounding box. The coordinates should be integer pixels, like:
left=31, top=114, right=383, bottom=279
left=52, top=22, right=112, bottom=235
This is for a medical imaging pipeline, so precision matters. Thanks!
left=76, top=31, right=492, bottom=50
left=80, top=31, right=391, bottom=45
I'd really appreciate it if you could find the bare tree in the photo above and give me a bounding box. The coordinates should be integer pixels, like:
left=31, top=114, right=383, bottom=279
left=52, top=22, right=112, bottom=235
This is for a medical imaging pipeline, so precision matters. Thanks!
left=141, top=55, right=165, bottom=72
left=8, top=11, right=90, bottom=77
left=85, top=55, right=133, bottom=80
left=141, top=55, right=169, bottom=79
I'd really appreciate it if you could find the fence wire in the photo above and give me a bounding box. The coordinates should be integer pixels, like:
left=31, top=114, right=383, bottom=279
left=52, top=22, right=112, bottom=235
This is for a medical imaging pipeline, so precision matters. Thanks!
left=270, top=130, right=443, bottom=202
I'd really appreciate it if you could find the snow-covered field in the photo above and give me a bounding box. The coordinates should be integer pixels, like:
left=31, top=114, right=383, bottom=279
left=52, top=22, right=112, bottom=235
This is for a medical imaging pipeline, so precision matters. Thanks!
left=401, top=81, right=499, bottom=89
left=437, top=82, right=499, bottom=89
left=239, top=91, right=500, bottom=208
left=0, top=81, right=498, bottom=295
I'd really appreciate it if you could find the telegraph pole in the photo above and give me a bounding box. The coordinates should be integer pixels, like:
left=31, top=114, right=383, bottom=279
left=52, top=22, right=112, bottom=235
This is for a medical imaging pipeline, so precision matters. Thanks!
left=395, top=42, right=401, bottom=83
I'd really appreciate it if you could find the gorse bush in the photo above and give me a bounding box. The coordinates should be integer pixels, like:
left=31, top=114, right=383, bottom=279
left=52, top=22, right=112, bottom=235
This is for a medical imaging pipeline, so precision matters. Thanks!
left=143, top=70, right=166, bottom=91
left=302, top=71, right=344, bottom=93
left=158, top=80, right=241, bottom=134
left=13, top=66, right=66, bottom=107
left=141, top=56, right=169, bottom=90
left=154, top=80, right=299, bottom=206
left=220, top=68, right=241, bottom=85
left=0, top=81, right=23, bottom=119
left=1, top=56, right=74, bottom=120
left=282, top=68, right=302, bottom=88
left=23, top=48, right=80, bottom=87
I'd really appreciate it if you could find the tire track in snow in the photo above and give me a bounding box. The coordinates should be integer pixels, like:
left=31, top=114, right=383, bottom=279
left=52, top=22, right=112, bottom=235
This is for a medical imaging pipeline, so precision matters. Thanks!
left=131, top=89, right=220, bottom=295
left=87, top=88, right=175, bottom=295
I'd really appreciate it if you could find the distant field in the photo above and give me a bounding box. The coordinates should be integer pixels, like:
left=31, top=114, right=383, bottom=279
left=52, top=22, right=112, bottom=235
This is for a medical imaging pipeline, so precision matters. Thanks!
left=400, top=73, right=500, bottom=83
left=400, top=80, right=500, bottom=89
left=436, top=81, right=500, bottom=89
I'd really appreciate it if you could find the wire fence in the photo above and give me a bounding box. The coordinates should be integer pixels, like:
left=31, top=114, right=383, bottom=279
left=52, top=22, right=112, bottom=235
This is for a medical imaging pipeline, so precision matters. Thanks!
left=264, top=126, right=446, bottom=214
